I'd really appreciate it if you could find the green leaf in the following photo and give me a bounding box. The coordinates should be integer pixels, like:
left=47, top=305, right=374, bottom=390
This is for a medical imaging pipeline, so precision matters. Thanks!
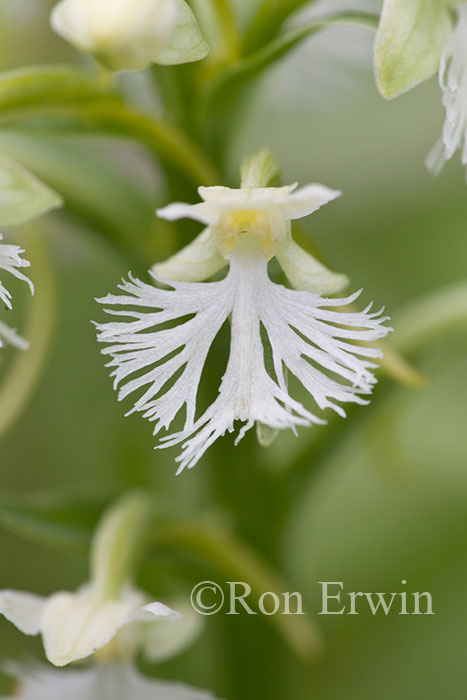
left=0, top=131, right=157, bottom=262
left=0, top=154, right=62, bottom=226
left=0, top=492, right=109, bottom=554
left=374, top=0, right=454, bottom=99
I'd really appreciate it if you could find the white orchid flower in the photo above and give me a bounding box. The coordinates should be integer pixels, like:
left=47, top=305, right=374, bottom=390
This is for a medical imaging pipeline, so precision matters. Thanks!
left=0, top=494, right=199, bottom=667
left=51, top=0, right=209, bottom=71
left=0, top=234, right=33, bottom=350
left=95, top=156, right=391, bottom=473
left=426, top=5, right=467, bottom=174
left=375, top=1, right=467, bottom=175
left=0, top=661, right=219, bottom=700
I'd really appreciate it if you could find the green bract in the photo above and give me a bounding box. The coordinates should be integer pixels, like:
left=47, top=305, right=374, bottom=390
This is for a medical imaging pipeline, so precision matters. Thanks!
left=374, top=0, right=455, bottom=99
left=0, top=155, right=62, bottom=226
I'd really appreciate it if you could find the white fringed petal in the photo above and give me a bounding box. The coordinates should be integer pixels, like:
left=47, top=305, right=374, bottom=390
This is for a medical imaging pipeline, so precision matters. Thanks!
left=0, top=320, right=29, bottom=350
left=0, top=236, right=33, bottom=350
left=426, top=5, right=467, bottom=175
left=96, top=238, right=390, bottom=472
left=0, top=237, right=33, bottom=310
left=3, top=662, right=220, bottom=700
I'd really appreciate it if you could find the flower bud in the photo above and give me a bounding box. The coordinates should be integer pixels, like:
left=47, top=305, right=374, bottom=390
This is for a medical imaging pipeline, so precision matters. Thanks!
left=51, top=0, right=209, bottom=72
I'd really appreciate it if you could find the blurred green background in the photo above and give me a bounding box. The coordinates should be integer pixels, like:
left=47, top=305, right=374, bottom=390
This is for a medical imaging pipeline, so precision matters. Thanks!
left=0, top=1, right=467, bottom=699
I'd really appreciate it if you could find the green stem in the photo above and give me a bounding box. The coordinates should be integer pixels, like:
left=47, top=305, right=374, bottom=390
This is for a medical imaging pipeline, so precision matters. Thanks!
left=150, top=522, right=322, bottom=665
left=243, top=0, right=319, bottom=53
left=209, top=0, right=240, bottom=61
left=392, top=280, right=467, bottom=355
left=210, top=11, right=379, bottom=104
left=0, top=66, right=219, bottom=186
left=0, top=228, right=55, bottom=441
left=201, top=12, right=378, bottom=154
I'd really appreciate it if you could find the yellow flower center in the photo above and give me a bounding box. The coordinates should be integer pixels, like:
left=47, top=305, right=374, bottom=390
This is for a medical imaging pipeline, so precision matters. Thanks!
left=214, top=207, right=287, bottom=260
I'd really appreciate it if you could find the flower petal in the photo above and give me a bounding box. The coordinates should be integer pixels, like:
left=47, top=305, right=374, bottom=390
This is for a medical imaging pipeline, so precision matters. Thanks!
left=41, top=589, right=140, bottom=666
left=3, top=662, right=220, bottom=700
left=151, top=228, right=226, bottom=282
left=198, top=184, right=297, bottom=203
left=95, top=272, right=234, bottom=436
left=0, top=237, right=34, bottom=309
left=374, top=0, right=453, bottom=99
left=277, top=184, right=341, bottom=220
left=0, top=590, right=45, bottom=635
left=2, top=662, right=98, bottom=700
left=141, top=599, right=203, bottom=663
left=426, top=5, right=467, bottom=174
left=276, top=236, right=348, bottom=294
left=157, top=202, right=217, bottom=225
left=96, top=240, right=390, bottom=472
left=0, top=320, right=29, bottom=350
left=153, top=0, right=209, bottom=65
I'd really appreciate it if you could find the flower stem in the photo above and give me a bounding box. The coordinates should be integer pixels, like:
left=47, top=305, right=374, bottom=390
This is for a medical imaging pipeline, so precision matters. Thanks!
left=209, top=0, right=240, bottom=61
left=0, top=66, right=220, bottom=186
left=243, top=0, right=319, bottom=53
left=150, top=522, right=322, bottom=665
left=391, top=280, right=467, bottom=355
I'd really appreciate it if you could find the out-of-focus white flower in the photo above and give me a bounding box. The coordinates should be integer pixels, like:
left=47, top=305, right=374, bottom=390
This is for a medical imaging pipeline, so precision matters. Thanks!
left=0, top=234, right=33, bottom=350
left=51, top=0, right=209, bottom=71
left=96, top=166, right=391, bottom=473
left=0, top=493, right=197, bottom=667
left=375, top=1, right=467, bottom=175
left=1, top=661, right=219, bottom=700
left=426, top=5, right=467, bottom=174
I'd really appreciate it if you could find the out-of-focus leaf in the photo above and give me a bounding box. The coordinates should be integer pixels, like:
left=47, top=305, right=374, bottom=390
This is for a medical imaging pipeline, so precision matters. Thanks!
left=0, top=65, right=219, bottom=186
left=0, top=154, right=62, bottom=226
left=0, top=492, right=109, bottom=554
left=0, top=131, right=157, bottom=259
left=0, top=64, right=116, bottom=116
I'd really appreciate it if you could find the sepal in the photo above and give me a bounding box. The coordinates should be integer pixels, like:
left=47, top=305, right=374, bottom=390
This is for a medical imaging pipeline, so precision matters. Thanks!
left=374, top=0, right=454, bottom=99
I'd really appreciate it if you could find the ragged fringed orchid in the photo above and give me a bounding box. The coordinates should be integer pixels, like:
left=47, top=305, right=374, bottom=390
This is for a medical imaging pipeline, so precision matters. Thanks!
left=0, top=494, right=200, bottom=668
left=50, top=0, right=209, bottom=72
left=375, top=1, right=467, bottom=175
left=0, top=661, right=219, bottom=700
left=0, top=236, right=33, bottom=350
left=95, top=151, right=391, bottom=473
left=0, top=154, right=62, bottom=350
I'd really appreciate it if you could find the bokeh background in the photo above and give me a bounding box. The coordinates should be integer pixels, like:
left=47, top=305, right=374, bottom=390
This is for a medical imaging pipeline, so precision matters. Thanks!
left=1, top=1, right=467, bottom=698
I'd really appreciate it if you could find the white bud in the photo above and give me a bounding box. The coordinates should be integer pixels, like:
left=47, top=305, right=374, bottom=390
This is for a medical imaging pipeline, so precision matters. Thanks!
left=51, top=0, right=209, bottom=71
